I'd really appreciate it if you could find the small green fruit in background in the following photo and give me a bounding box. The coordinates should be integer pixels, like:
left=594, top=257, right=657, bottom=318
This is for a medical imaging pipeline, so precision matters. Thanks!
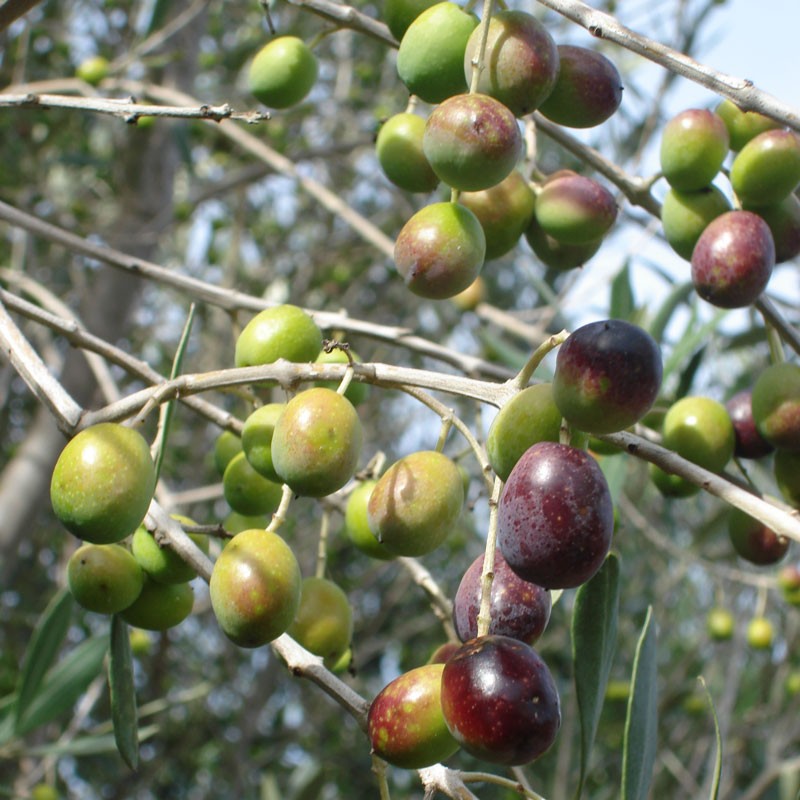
left=241, top=403, right=286, bottom=482
left=213, top=430, right=243, bottom=476
left=604, top=680, right=631, bottom=702
left=314, top=348, right=369, bottom=406
left=539, top=45, right=622, bottom=128
left=382, top=0, right=439, bottom=40
left=376, top=113, right=439, bottom=194
left=746, top=616, right=773, bottom=650
left=786, top=671, right=800, bottom=696
left=131, top=514, right=209, bottom=584
left=344, top=479, right=395, bottom=560
left=662, top=395, right=735, bottom=472
left=288, top=577, right=353, bottom=668
left=51, top=423, right=156, bottom=544
left=463, top=10, right=559, bottom=118
left=30, top=784, right=59, bottom=800
left=715, top=99, right=781, bottom=151
left=368, top=450, right=464, bottom=557
left=396, top=2, right=478, bottom=104
left=120, top=575, right=194, bottom=631
left=706, top=607, right=734, bottom=641
left=751, top=362, right=800, bottom=451
left=248, top=36, right=317, bottom=109
left=660, top=108, right=729, bottom=191
left=486, top=383, right=562, bottom=481
left=129, top=628, right=152, bottom=657
left=223, top=451, right=283, bottom=516
left=67, top=543, right=144, bottom=614
left=76, top=55, right=109, bottom=86
left=458, top=171, right=536, bottom=260
left=210, top=528, right=301, bottom=648
left=533, top=172, right=617, bottom=245
left=651, top=396, right=735, bottom=497
left=368, top=663, right=460, bottom=768
left=394, top=202, right=485, bottom=299
left=271, top=387, right=362, bottom=497
left=234, top=304, right=322, bottom=369
left=660, top=185, right=732, bottom=261
left=423, top=93, right=522, bottom=192
left=730, top=129, right=800, bottom=207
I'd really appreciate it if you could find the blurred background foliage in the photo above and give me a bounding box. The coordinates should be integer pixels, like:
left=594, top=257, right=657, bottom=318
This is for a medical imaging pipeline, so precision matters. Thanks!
left=1, top=0, right=799, bottom=798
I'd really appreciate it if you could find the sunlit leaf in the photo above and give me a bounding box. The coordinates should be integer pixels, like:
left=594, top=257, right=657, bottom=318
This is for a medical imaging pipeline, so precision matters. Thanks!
left=610, top=261, right=635, bottom=321
left=698, top=677, right=722, bottom=800
left=110, top=615, right=139, bottom=770
left=621, top=606, right=658, bottom=800
left=572, top=553, right=620, bottom=799
left=24, top=725, right=159, bottom=758
left=14, top=589, right=73, bottom=732
left=17, top=636, right=108, bottom=735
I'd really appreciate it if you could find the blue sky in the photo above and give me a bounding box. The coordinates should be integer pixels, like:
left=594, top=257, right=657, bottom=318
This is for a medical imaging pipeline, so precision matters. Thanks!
left=675, top=0, right=800, bottom=111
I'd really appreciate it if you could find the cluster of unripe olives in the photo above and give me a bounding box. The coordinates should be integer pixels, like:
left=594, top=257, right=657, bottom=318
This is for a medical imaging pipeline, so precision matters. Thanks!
left=51, top=0, right=800, bottom=780
left=245, top=1, right=624, bottom=296
left=383, top=2, right=625, bottom=297
left=49, top=301, right=800, bottom=768
left=659, top=101, right=800, bottom=307
left=48, top=301, right=664, bottom=769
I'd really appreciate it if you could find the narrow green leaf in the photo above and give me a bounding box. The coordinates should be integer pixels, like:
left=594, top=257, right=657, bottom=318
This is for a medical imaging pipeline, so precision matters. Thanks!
left=14, top=589, right=73, bottom=732
left=109, top=615, right=139, bottom=770
left=610, top=262, right=635, bottom=321
left=648, top=282, right=694, bottom=344
left=698, top=677, right=722, bottom=800
left=571, top=553, right=621, bottom=799
left=25, top=725, right=159, bottom=758
left=476, top=329, right=530, bottom=371
left=662, top=309, right=728, bottom=382
left=621, top=606, right=658, bottom=800
left=152, top=303, right=197, bottom=480
left=674, top=345, right=706, bottom=400
left=598, top=452, right=627, bottom=505
left=17, top=636, right=108, bottom=735
left=0, top=695, right=15, bottom=746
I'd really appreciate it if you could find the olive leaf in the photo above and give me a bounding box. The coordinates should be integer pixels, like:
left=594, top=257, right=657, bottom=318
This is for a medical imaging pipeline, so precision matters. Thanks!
left=571, top=553, right=620, bottom=800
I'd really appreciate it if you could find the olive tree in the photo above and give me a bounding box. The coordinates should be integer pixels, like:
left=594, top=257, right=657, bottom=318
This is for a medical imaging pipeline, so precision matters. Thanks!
left=1, top=0, right=800, bottom=798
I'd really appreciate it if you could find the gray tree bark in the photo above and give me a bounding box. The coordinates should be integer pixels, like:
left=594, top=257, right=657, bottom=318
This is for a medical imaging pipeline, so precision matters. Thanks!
left=0, top=1, right=204, bottom=565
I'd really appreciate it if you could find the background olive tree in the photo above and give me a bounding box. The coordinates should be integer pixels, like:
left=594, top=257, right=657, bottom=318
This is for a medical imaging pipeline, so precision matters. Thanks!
left=1, top=0, right=800, bottom=798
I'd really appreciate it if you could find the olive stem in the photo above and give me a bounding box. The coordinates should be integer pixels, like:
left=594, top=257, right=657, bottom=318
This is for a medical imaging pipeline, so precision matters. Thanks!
left=754, top=585, right=768, bottom=619
left=764, top=321, right=786, bottom=365
left=315, top=511, right=331, bottom=578
left=435, top=415, right=455, bottom=453
left=267, top=484, right=295, bottom=534
left=476, top=476, right=503, bottom=638
left=336, top=363, right=356, bottom=397
left=461, top=770, right=549, bottom=799
left=755, top=295, right=800, bottom=358
left=400, top=385, right=495, bottom=493
left=372, top=755, right=392, bottom=800
left=398, top=557, right=457, bottom=640
left=467, top=0, right=496, bottom=94
left=512, top=329, right=569, bottom=390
